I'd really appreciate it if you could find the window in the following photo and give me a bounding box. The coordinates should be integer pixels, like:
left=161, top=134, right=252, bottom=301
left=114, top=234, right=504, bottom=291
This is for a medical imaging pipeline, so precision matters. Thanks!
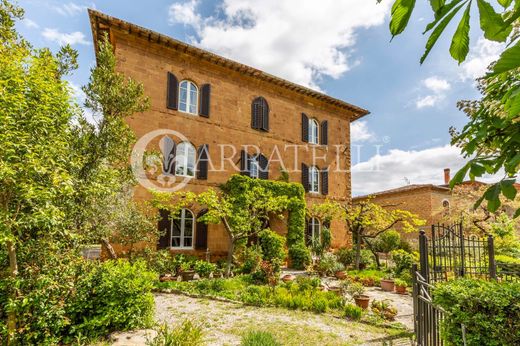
left=442, top=199, right=450, bottom=216
left=179, top=80, right=198, bottom=114
left=309, top=119, right=319, bottom=144
left=176, top=142, right=196, bottom=177
left=250, top=155, right=259, bottom=179
left=309, top=166, right=320, bottom=193
left=309, top=217, right=321, bottom=245
left=251, top=97, right=269, bottom=131
left=171, top=208, right=194, bottom=248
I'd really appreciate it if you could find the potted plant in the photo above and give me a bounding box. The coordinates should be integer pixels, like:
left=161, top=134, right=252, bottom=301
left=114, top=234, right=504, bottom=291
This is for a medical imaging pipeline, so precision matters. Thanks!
left=371, top=299, right=398, bottom=321
left=380, top=274, right=395, bottom=292
left=179, top=262, right=195, bottom=281
left=333, top=262, right=347, bottom=280
left=344, top=281, right=370, bottom=309
left=194, top=260, right=216, bottom=279
left=394, top=278, right=407, bottom=294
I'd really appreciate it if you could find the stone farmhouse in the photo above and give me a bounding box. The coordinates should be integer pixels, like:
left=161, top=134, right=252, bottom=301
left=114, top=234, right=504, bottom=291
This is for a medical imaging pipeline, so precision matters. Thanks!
left=89, top=10, right=370, bottom=260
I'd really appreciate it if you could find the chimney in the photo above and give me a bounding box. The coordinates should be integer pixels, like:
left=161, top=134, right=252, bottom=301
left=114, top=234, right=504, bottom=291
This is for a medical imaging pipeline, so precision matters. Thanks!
left=444, top=168, right=450, bottom=185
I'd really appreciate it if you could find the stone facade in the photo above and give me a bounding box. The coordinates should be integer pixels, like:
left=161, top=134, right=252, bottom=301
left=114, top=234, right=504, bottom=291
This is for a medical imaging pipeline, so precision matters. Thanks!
left=89, top=10, right=369, bottom=260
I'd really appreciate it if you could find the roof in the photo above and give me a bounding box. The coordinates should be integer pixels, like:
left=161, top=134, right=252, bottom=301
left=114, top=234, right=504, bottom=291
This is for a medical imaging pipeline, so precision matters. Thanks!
left=87, top=9, right=370, bottom=121
left=352, top=184, right=450, bottom=200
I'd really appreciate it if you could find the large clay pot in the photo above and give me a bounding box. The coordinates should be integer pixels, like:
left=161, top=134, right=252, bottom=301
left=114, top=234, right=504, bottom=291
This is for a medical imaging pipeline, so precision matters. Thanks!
left=335, top=271, right=347, bottom=280
left=395, top=285, right=407, bottom=294
left=180, top=270, right=195, bottom=281
left=380, top=279, right=395, bottom=292
left=282, top=274, right=296, bottom=283
left=354, top=295, right=370, bottom=309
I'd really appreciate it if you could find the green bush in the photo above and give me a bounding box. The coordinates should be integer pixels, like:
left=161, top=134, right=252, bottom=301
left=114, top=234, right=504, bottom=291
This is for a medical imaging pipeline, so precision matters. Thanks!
left=390, top=249, right=416, bottom=275
left=373, top=230, right=401, bottom=253
left=194, top=260, right=217, bottom=278
left=433, top=279, right=520, bottom=346
left=239, top=245, right=263, bottom=274
left=288, top=242, right=311, bottom=269
left=241, top=330, right=281, bottom=346
left=258, top=229, right=287, bottom=265
left=495, top=254, right=520, bottom=264
left=315, top=252, right=339, bottom=276
left=336, top=248, right=373, bottom=268
left=66, top=259, right=156, bottom=339
left=344, top=303, right=363, bottom=320
left=398, top=239, right=413, bottom=253
left=147, top=320, right=204, bottom=346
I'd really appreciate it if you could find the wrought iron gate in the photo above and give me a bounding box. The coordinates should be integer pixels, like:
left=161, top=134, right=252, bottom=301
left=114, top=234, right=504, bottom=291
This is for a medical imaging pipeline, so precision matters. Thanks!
left=412, top=223, right=497, bottom=346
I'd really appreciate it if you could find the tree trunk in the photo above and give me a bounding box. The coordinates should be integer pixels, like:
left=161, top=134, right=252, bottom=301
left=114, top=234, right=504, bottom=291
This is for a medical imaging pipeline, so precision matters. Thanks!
left=225, top=238, right=235, bottom=278
left=354, top=231, right=361, bottom=270
left=101, top=238, right=117, bottom=259
left=6, top=240, right=18, bottom=345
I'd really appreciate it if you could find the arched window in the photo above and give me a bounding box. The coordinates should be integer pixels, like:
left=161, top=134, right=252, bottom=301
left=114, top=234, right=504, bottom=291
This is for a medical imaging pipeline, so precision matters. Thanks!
left=309, top=118, right=319, bottom=144
left=179, top=80, right=198, bottom=114
left=309, top=166, right=320, bottom=193
left=250, top=155, right=260, bottom=179
left=171, top=208, right=194, bottom=248
left=176, top=142, right=196, bottom=177
left=310, top=217, right=321, bottom=244
left=442, top=199, right=450, bottom=215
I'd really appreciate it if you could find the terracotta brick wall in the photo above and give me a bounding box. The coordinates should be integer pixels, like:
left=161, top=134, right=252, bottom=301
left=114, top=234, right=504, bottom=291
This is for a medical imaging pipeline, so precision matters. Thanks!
left=109, top=28, right=356, bottom=257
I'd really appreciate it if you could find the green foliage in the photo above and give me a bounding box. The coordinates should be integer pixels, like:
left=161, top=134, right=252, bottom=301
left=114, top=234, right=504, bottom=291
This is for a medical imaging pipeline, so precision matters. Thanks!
left=371, top=300, right=398, bottom=321
left=238, top=245, right=264, bottom=274
left=194, top=260, right=217, bottom=278
left=496, top=254, right=520, bottom=264
left=241, top=330, right=281, bottom=346
left=347, top=269, right=386, bottom=286
left=258, top=229, right=287, bottom=265
left=343, top=280, right=365, bottom=298
left=147, top=320, right=204, bottom=346
left=393, top=278, right=407, bottom=287
left=373, top=230, right=401, bottom=253
left=66, top=259, right=156, bottom=339
left=433, top=279, right=520, bottom=345
left=390, top=249, right=416, bottom=275
left=288, top=242, right=311, bottom=269
left=315, top=252, right=340, bottom=276
left=344, top=303, right=363, bottom=321
left=336, top=248, right=373, bottom=268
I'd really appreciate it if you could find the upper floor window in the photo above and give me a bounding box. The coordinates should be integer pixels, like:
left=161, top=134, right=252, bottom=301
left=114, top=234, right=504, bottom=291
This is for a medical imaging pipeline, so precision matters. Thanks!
left=309, top=118, right=319, bottom=144
left=309, top=165, right=320, bottom=193
left=171, top=208, right=194, bottom=248
left=176, top=141, right=196, bottom=177
left=179, top=80, right=198, bottom=114
left=251, top=97, right=269, bottom=131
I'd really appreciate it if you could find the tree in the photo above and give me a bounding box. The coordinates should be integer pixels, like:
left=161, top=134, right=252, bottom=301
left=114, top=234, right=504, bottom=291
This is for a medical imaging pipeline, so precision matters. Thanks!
left=70, top=35, right=150, bottom=257
left=443, top=183, right=520, bottom=234
left=386, top=0, right=520, bottom=216
left=345, top=199, right=424, bottom=269
left=152, top=176, right=292, bottom=277
left=0, top=1, right=79, bottom=340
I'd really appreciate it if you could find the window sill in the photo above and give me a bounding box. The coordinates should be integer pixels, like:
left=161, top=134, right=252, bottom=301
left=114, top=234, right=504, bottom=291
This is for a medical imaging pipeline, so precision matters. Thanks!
left=169, top=247, right=195, bottom=250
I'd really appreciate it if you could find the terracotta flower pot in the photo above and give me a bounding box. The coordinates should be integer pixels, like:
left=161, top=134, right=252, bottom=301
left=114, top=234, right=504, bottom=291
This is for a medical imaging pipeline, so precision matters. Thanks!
left=395, top=285, right=407, bottom=294
left=335, top=271, right=347, bottom=280
left=180, top=270, right=195, bottom=281
left=354, top=295, right=370, bottom=309
left=380, top=279, right=395, bottom=292
left=282, top=274, right=296, bottom=283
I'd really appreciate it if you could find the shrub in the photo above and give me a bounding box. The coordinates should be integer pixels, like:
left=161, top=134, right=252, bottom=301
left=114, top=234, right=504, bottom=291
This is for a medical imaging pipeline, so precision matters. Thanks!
left=373, top=230, right=401, bottom=253
left=241, top=330, right=281, bottom=346
left=239, top=245, right=263, bottom=274
left=433, top=279, right=520, bottom=346
left=312, top=297, right=329, bottom=313
left=67, top=259, right=156, bottom=339
left=398, top=271, right=413, bottom=286
left=347, top=269, right=385, bottom=286
left=288, top=243, right=311, bottom=269
left=342, top=281, right=365, bottom=298
left=295, top=276, right=321, bottom=290
left=315, top=252, right=339, bottom=276
left=258, top=229, right=287, bottom=265
left=398, top=239, right=413, bottom=253
left=495, top=254, right=520, bottom=264
left=336, top=248, right=373, bottom=268
left=147, top=320, right=204, bottom=346
left=194, top=260, right=217, bottom=278
left=240, top=286, right=270, bottom=306
left=371, top=299, right=397, bottom=321
left=394, top=278, right=407, bottom=287
left=391, top=249, right=416, bottom=275
left=344, top=303, right=363, bottom=320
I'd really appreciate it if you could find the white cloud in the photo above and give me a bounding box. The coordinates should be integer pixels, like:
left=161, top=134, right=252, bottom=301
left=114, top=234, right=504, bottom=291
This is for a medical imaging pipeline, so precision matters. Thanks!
left=460, top=37, right=503, bottom=81
left=352, top=145, right=501, bottom=196
left=168, top=0, right=392, bottom=89
left=22, top=18, right=39, bottom=28
left=54, top=2, right=87, bottom=16
left=415, top=76, right=450, bottom=109
left=351, top=121, right=375, bottom=142
left=42, top=28, right=91, bottom=46
left=423, top=76, right=451, bottom=93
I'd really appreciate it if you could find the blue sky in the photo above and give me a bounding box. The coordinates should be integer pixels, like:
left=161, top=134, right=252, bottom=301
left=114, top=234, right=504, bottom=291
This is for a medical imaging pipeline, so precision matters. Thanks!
left=15, top=0, right=504, bottom=195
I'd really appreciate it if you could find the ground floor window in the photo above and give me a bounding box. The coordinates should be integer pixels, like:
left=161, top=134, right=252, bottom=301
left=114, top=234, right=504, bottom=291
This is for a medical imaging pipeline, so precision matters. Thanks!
left=309, top=217, right=321, bottom=245
left=171, top=208, right=194, bottom=248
